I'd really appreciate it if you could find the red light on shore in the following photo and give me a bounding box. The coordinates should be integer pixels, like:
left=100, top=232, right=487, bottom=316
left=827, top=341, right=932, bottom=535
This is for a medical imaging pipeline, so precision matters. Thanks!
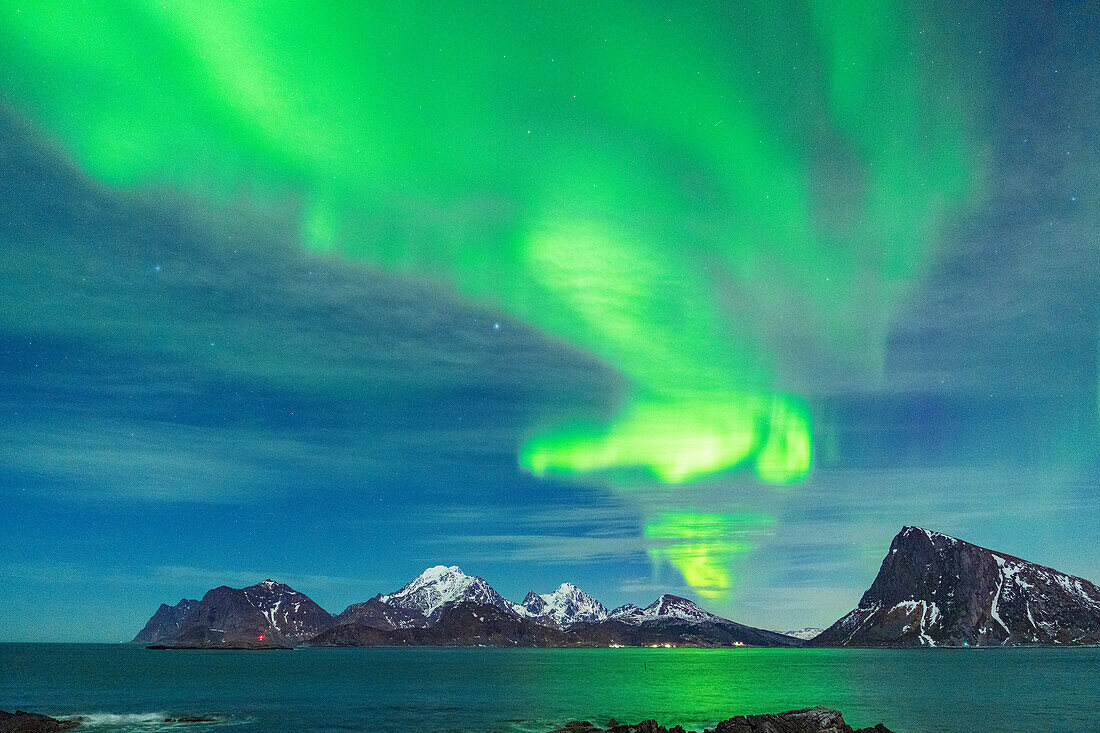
left=258, top=634, right=264, bottom=641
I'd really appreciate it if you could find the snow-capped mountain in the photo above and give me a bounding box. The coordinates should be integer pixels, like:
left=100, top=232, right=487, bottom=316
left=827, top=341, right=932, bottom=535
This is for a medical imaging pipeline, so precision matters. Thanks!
left=520, top=583, right=609, bottom=627
left=812, top=526, right=1100, bottom=647
left=136, top=568, right=803, bottom=648
left=608, top=594, right=725, bottom=625
left=313, top=596, right=799, bottom=648
left=779, top=627, right=823, bottom=641
left=377, top=565, right=518, bottom=621
left=594, top=594, right=800, bottom=647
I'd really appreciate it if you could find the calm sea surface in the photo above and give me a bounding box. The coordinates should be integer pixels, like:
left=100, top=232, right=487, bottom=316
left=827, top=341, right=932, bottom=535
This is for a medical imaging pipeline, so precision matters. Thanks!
left=1, top=644, right=1096, bottom=733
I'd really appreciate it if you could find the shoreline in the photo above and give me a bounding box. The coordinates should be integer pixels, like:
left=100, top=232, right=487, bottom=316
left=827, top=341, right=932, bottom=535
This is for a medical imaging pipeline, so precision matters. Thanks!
left=0, top=707, right=894, bottom=733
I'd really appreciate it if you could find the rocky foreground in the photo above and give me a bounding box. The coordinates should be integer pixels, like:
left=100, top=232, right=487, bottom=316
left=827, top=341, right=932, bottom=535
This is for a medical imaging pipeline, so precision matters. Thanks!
left=544, top=707, right=894, bottom=733
left=0, top=707, right=891, bottom=733
left=0, top=710, right=79, bottom=733
left=0, top=711, right=221, bottom=733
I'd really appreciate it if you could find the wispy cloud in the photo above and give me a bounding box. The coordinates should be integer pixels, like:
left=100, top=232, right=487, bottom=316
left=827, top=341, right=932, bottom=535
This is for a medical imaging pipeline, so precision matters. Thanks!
left=433, top=533, right=647, bottom=564
left=0, top=561, right=363, bottom=592
left=0, top=417, right=318, bottom=503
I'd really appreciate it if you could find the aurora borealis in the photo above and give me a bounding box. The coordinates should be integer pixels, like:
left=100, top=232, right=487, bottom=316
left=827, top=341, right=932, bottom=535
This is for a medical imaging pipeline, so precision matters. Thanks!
left=1, top=2, right=1097, bottom=640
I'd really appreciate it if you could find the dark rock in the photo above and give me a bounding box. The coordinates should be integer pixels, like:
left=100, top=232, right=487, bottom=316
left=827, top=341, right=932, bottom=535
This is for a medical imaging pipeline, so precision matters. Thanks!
left=710, top=706, right=866, bottom=732
left=332, top=597, right=428, bottom=630
left=145, top=579, right=333, bottom=648
left=607, top=720, right=663, bottom=733
left=542, top=708, right=892, bottom=733
left=132, top=598, right=199, bottom=644
left=811, top=526, right=1100, bottom=647
left=0, top=710, right=79, bottom=732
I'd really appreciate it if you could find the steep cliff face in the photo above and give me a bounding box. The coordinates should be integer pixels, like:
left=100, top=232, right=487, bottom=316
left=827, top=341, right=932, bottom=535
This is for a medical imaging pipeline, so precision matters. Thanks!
left=132, top=598, right=198, bottom=643
left=813, top=526, right=1100, bottom=647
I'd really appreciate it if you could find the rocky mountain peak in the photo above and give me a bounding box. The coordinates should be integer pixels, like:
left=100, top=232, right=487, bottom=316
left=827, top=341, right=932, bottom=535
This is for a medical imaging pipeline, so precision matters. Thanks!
left=812, top=526, right=1100, bottom=647
left=521, top=591, right=549, bottom=616
left=379, top=565, right=517, bottom=620
left=642, top=594, right=722, bottom=623
left=520, top=582, right=609, bottom=627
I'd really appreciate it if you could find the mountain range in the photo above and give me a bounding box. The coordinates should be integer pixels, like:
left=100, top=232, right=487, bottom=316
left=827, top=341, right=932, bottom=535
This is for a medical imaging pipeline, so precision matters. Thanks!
left=137, top=565, right=799, bottom=648
left=136, top=527, right=1100, bottom=648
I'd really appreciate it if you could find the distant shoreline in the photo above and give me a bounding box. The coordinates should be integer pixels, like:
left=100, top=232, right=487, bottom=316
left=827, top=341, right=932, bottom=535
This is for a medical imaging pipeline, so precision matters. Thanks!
left=3, top=640, right=1096, bottom=649
left=145, top=645, right=292, bottom=651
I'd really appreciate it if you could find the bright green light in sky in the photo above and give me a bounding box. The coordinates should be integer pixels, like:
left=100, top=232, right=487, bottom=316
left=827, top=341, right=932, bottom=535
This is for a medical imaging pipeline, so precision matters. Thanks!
left=646, top=512, right=774, bottom=598
left=522, top=394, right=811, bottom=486
left=0, top=0, right=984, bottom=598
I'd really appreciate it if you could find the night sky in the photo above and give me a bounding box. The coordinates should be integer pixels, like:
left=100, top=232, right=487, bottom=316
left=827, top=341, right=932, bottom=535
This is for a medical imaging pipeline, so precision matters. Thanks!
left=1, top=1, right=1097, bottom=642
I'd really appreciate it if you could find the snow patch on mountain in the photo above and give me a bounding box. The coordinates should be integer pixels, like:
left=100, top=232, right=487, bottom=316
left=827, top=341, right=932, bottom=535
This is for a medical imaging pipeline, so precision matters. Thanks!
left=609, top=594, right=724, bottom=625
left=239, top=579, right=332, bottom=642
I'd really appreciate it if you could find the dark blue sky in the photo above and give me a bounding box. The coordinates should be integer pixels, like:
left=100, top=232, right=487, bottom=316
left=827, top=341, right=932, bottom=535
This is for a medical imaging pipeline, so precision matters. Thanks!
left=0, top=1, right=1097, bottom=641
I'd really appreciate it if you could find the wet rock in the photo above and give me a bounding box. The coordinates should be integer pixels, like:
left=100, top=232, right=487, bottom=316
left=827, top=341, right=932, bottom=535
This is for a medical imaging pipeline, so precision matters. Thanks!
left=543, top=708, right=894, bottom=733
left=709, top=706, right=890, bottom=732
left=0, top=710, right=80, bottom=733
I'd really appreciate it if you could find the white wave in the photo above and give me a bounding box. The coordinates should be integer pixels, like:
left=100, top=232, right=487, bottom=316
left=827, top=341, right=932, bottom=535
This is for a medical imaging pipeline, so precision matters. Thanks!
left=73, top=713, right=172, bottom=727
left=70, top=712, right=230, bottom=729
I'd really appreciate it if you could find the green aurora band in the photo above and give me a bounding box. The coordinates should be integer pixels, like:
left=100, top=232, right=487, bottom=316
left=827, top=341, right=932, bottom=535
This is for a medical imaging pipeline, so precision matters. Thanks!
left=0, top=1, right=985, bottom=599
left=646, top=512, right=774, bottom=599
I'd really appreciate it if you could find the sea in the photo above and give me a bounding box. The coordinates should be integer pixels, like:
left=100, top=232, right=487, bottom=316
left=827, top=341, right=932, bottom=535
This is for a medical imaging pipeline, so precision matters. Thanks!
left=1, top=644, right=1097, bottom=733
